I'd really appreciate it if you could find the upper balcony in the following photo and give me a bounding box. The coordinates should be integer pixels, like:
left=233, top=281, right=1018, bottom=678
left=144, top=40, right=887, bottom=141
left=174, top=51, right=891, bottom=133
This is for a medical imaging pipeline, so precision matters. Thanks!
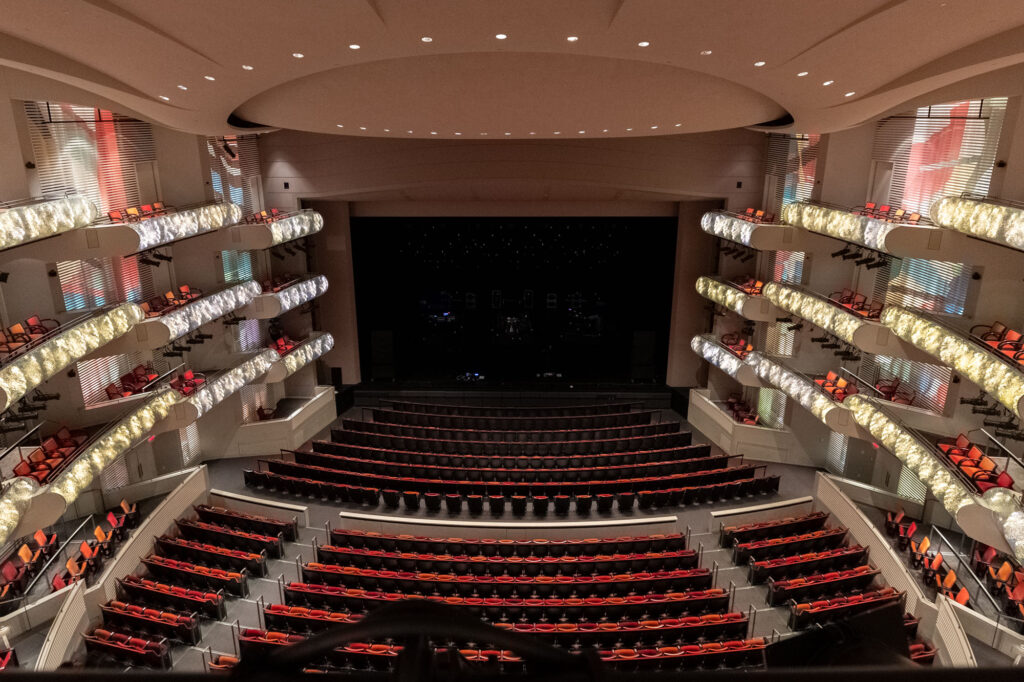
left=701, top=209, right=815, bottom=251
left=96, top=281, right=261, bottom=354
left=241, top=275, right=329, bottom=320
left=689, top=334, right=762, bottom=387
left=931, top=194, right=1024, bottom=254
left=0, top=304, right=143, bottom=413
left=762, top=281, right=935, bottom=362
left=220, top=209, right=324, bottom=250
left=0, top=196, right=98, bottom=258
left=695, top=276, right=783, bottom=322
left=263, top=332, right=335, bottom=383
left=781, top=201, right=969, bottom=260
left=880, top=307, right=1024, bottom=419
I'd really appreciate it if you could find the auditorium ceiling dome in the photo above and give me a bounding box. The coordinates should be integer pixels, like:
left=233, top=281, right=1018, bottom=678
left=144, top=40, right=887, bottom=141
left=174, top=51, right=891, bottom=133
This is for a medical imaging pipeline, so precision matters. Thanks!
left=3, top=0, right=1024, bottom=138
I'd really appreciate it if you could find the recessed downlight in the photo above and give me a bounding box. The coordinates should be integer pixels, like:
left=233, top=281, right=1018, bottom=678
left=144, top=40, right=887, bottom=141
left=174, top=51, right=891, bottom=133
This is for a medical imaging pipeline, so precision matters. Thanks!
left=204, top=75, right=216, bottom=81
left=845, top=91, right=856, bottom=97
left=553, top=131, right=561, bottom=135
left=349, top=44, right=360, bottom=50
left=822, top=80, right=834, bottom=86
left=158, top=95, right=170, bottom=101
left=495, top=33, right=507, bottom=40
left=797, top=71, right=809, bottom=77
left=700, top=50, right=712, bottom=56
left=431, top=131, right=438, bottom=135
left=504, top=132, right=511, bottom=135
left=626, top=127, right=633, bottom=131
left=421, top=36, right=433, bottom=43
left=637, top=41, right=650, bottom=47
left=359, top=126, right=367, bottom=130
left=675, top=123, right=682, bottom=127
left=383, top=128, right=390, bottom=132
left=650, top=125, right=658, bottom=129
left=455, top=132, right=462, bottom=135
left=753, top=60, right=766, bottom=67
left=602, top=129, right=609, bottom=133
left=336, top=124, right=344, bottom=128
left=241, top=64, right=254, bottom=70
left=529, top=132, right=536, bottom=135
left=177, top=85, right=188, bottom=90
left=567, top=36, right=579, bottom=42
left=292, top=52, right=304, bottom=59
left=578, top=130, right=585, bottom=134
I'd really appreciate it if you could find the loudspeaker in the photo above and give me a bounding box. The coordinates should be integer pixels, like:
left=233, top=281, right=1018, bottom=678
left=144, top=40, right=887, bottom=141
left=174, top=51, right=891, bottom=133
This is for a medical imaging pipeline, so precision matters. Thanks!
left=630, top=330, right=657, bottom=382
left=371, top=330, right=395, bottom=381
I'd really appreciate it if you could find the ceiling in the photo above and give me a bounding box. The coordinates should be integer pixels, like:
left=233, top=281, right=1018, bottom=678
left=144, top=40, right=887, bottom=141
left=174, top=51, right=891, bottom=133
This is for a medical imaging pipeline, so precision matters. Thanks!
left=1, top=0, right=1024, bottom=139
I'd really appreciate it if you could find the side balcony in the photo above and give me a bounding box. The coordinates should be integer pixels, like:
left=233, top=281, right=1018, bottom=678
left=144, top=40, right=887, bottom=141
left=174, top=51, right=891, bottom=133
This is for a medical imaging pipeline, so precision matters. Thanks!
left=241, top=275, right=329, bottom=320
left=689, top=334, right=762, bottom=387
left=701, top=210, right=817, bottom=251
left=686, top=389, right=796, bottom=463
left=695, top=276, right=783, bottom=322
left=0, top=196, right=97, bottom=257
left=263, top=332, right=335, bottom=383
left=219, top=209, right=324, bottom=250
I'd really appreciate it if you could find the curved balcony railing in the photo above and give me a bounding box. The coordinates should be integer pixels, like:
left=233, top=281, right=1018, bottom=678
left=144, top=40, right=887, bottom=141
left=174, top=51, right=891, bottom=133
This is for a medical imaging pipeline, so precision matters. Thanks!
left=123, top=201, right=242, bottom=252
left=880, top=306, right=1024, bottom=419
left=689, top=334, right=761, bottom=387
left=930, top=194, right=1024, bottom=253
left=185, top=350, right=279, bottom=423
left=242, top=275, right=329, bottom=320
left=265, top=332, right=335, bottom=383
left=701, top=210, right=808, bottom=251
left=0, top=195, right=98, bottom=253
left=695, top=276, right=782, bottom=322
left=222, top=209, right=324, bottom=250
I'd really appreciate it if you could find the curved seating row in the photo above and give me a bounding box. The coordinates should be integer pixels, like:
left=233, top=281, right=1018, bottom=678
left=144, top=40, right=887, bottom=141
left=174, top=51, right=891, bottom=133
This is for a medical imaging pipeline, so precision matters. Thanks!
left=100, top=600, right=201, bottom=645
left=141, top=555, right=248, bottom=597
left=749, top=545, right=867, bottom=584
left=370, top=408, right=653, bottom=431
left=117, top=575, right=226, bottom=619
left=789, top=587, right=903, bottom=629
left=381, top=400, right=638, bottom=417
left=340, top=419, right=677, bottom=443
left=733, top=527, right=847, bottom=563
left=766, top=565, right=879, bottom=605
left=155, top=535, right=267, bottom=576
left=720, top=511, right=829, bottom=546
left=175, top=518, right=283, bottom=558
left=83, top=628, right=170, bottom=669
left=331, top=425, right=690, bottom=454
left=194, top=503, right=298, bottom=541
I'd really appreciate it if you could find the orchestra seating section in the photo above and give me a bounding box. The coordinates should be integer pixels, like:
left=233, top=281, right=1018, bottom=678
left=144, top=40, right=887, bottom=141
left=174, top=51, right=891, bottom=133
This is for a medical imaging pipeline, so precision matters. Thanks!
left=139, top=286, right=204, bottom=318
left=851, top=203, right=922, bottom=224
left=719, top=510, right=936, bottom=664
left=104, top=364, right=160, bottom=401
left=106, top=202, right=170, bottom=223
left=971, top=321, right=1024, bottom=364
left=813, top=372, right=859, bottom=402
left=936, top=434, right=1015, bottom=493
left=828, top=288, right=884, bottom=320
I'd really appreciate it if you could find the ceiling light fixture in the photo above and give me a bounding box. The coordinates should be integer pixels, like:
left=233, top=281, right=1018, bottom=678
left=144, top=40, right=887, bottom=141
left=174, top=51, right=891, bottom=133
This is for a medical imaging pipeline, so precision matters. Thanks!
left=650, top=125, right=658, bottom=129
left=529, top=132, right=536, bottom=135
left=567, top=36, right=579, bottom=42
left=845, top=91, right=856, bottom=97
left=204, top=75, right=216, bottom=81
left=349, top=44, right=360, bottom=50
left=753, top=60, right=766, bottom=67
left=675, top=123, right=682, bottom=127
left=336, top=124, right=343, bottom=128
left=797, top=71, right=809, bottom=77
left=359, top=126, right=367, bottom=130
left=822, top=80, right=834, bottom=86
left=455, top=132, right=462, bottom=135
left=495, top=33, right=507, bottom=40
left=637, top=41, right=650, bottom=47
left=177, top=85, right=188, bottom=91
left=504, top=132, right=511, bottom=135
left=431, top=131, right=438, bottom=135
left=602, top=129, right=608, bottom=132
left=421, top=36, right=433, bottom=43
left=383, top=128, right=390, bottom=132
left=700, top=50, right=712, bottom=56
left=578, top=130, right=585, bottom=134
left=242, top=64, right=254, bottom=70
left=158, top=95, right=170, bottom=101
left=553, top=131, right=561, bottom=135
left=407, top=130, right=413, bottom=134
left=626, top=127, right=633, bottom=131
left=480, top=132, right=488, bottom=135
left=292, top=52, right=304, bottom=58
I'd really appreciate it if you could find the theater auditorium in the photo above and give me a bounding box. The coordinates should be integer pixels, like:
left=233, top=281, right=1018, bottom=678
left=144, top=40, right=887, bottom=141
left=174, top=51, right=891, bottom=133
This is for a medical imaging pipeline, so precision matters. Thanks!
left=0, top=1, right=1017, bottom=678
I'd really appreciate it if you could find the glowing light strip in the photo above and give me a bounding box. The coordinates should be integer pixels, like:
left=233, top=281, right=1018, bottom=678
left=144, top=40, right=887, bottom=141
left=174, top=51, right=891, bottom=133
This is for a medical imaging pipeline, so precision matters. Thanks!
left=745, top=352, right=837, bottom=423
left=49, top=389, right=181, bottom=505
left=763, top=281, right=865, bottom=345
left=274, top=275, right=329, bottom=315
left=268, top=211, right=324, bottom=246
left=281, top=332, right=334, bottom=377
left=690, top=334, right=744, bottom=377
left=129, top=202, right=242, bottom=251
left=0, top=478, right=39, bottom=547
left=931, top=196, right=1024, bottom=251
left=0, top=303, right=144, bottom=411
left=0, top=196, right=98, bottom=251
left=189, top=350, right=278, bottom=418
left=700, top=212, right=756, bottom=246
left=782, top=202, right=899, bottom=251
left=161, top=281, right=261, bottom=340
left=695, top=276, right=748, bottom=315
left=880, top=305, right=1024, bottom=418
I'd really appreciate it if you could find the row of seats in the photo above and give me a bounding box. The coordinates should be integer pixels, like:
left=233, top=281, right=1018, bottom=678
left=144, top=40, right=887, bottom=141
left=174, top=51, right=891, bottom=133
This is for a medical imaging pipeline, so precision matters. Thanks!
left=332, top=423, right=687, bottom=453
left=889, top=516, right=971, bottom=607
left=100, top=600, right=201, bottom=645
left=972, top=320, right=1024, bottom=361
left=83, top=628, right=170, bottom=669
left=330, top=528, right=686, bottom=556
left=767, top=565, right=879, bottom=605
left=246, top=207, right=287, bottom=223
left=106, top=202, right=171, bottom=223
left=311, top=437, right=710, bottom=468
left=719, top=333, right=753, bottom=359
left=168, top=369, right=206, bottom=396
left=142, top=555, right=248, bottom=597
left=14, top=427, right=90, bottom=483
left=155, top=534, right=267, bottom=576
left=736, top=208, right=776, bottom=224
left=270, top=334, right=300, bottom=355
left=262, top=273, right=303, bottom=292
left=381, top=400, right=638, bottom=417
left=312, top=544, right=698, bottom=575
left=139, top=285, right=203, bottom=318
left=0, top=314, right=59, bottom=358
left=340, top=418, right=679, bottom=443
left=874, top=376, right=917, bottom=405
left=0, top=528, right=57, bottom=605
left=749, top=545, right=868, bottom=584
left=195, top=503, right=298, bottom=541
left=298, top=563, right=713, bottom=597
left=118, top=575, right=226, bottom=619
left=789, top=587, right=903, bottom=629
left=721, top=394, right=760, bottom=426
left=732, top=275, right=763, bottom=296
left=936, top=433, right=1015, bottom=492
left=829, top=288, right=884, bottom=319
left=813, top=371, right=859, bottom=402
left=371, top=408, right=653, bottom=431
left=852, top=203, right=922, bottom=224
left=52, top=500, right=137, bottom=592
left=104, top=364, right=160, bottom=400
left=175, top=517, right=284, bottom=558
left=733, top=527, right=847, bottom=563
left=720, top=511, right=829, bottom=546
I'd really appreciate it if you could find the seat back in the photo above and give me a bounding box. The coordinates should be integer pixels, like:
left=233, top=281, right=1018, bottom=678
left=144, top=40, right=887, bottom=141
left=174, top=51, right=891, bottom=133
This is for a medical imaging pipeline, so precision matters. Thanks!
left=918, top=536, right=930, bottom=555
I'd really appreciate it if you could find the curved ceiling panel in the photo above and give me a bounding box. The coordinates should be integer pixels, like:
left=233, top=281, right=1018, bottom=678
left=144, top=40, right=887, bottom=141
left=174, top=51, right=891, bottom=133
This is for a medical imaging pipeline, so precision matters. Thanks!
left=235, top=53, right=785, bottom=140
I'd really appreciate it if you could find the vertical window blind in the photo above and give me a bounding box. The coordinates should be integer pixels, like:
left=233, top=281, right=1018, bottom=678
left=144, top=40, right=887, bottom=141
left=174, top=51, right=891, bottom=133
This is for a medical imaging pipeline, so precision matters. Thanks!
left=757, top=388, right=787, bottom=429
left=240, top=384, right=268, bottom=423
left=825, top=431, right=848, bottom=476
left=222, top=250, right=254, bottom=283
left=180, top=422, right=201, bottom=466
left=765, top=133, right=819, bottom=285
left=207, top=135, right=262, bottom=215
left=77, top=352, right=144, bottom=405
left=236, top=319, right=264, bottom=352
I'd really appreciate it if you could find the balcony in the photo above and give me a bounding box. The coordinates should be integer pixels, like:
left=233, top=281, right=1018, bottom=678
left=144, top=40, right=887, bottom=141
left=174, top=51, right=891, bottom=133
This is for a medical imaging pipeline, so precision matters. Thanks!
left=695, top=276, right=783, bottom=322
left=97, top=281, right=262, bottom=354
left=880, top=306, right=1024, bottom=418
left=0, top=196, right=97, bottom=255
left=686, top=389, right=796, bottom=464
left=220, top=209, right=324, bottom=250
left=762, top=281, right=934, bottom=362
left=689, top=334, right=762, bottom=387
left=701, top=210, right=813, bottom=251
left=0, top=304, right=144, bottom=413
left=241, top=275, right=329, bottom=320
left=931, top=194, right=1024, bottom=253
left=231, top=386, right=336, bottom=456
left=744, top=353, right=869, bottom=439
left=781, top=201, right=968, bottom=260
left=264, top=332, right=335, bottom=383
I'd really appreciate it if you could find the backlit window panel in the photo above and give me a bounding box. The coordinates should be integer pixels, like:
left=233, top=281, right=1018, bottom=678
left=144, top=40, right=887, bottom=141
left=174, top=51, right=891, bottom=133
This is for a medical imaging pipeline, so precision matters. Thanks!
left=0, top=196, right=98, bottom=252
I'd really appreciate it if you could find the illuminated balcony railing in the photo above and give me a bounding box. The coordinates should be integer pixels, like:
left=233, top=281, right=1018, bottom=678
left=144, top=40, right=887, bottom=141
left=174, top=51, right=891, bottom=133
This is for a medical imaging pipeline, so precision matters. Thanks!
left=844, top=395, right=1023, bottom=558
left=126, top=201, right=242, bottom=251
left=0, top=195, right=98, bottom=253
left=0, top=304, right=144, bottom=413
left=763, top=281, right=932, bottom=361
left=695, top=276, right=782, bottom=322
left=781, top=201, right=966, bottom=259
left=265, top=332, right=335, bottom=383
left=930, top=194, right=1024, bottom=252
left=745, top=353, right=868, bottom=438
left=0, top=477, right=40, bottom=548
left=701, top=210, right=809, bottom=251
left=221, top=209, right=324, bottom=250
left=880, top=305, right=1024, bottom=418
left=242, top=275, right=329, bottom=320
left=689, top=334, right=761, bottom=387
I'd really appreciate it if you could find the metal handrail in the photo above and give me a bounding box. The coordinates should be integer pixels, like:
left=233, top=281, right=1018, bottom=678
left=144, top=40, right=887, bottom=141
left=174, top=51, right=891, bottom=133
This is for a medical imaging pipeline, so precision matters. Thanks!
left=0, top=305, right=114, bottom=367
left=958, top=192, right=1024, bottom=211
left=0, top=513, right=95, bottom=612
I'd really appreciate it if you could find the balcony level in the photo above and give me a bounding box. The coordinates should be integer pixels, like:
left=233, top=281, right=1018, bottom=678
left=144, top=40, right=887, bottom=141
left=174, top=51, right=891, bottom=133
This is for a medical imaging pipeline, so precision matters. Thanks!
left=263, top=332, right=335, bottom=383
left=241, top=275, right=329, bottom=320
left=782, top=201, right=969, bottom=260
left=763, top=281, right=935, bottom=362
left=931, top=194, right=1024, bottom=254
left=701, top=210, right=819, bottom=252
left=0, top=195, right=97, bottom=257
left=219, top=209, right=324, bottom=250
left=689, top=334, right=762, bottom=387
left=695, top=276, right=783, bottom=322
left=686, top=389, right=796, bottom=465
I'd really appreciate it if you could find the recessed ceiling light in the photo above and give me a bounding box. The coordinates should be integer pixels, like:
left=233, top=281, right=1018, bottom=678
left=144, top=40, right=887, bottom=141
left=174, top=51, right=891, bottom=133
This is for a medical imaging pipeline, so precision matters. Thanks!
left=480, top=132, right=488, bottom=135
left=158, top=95, right=170, bottom=101
left=529, top=132, right=536, bottom=135
left=504, top=132, right=511, bottom=135
left=602, top=129, right=608, bottom=132
left=567, top=36, right=579, bottom=42
left=700, top=50, right=712, bottom=56
left=359, top=126, right=367, bottom=130
left=383, top=128, right=390, bottom=132
left=822, top=80, right=834, bottom=86
left=578, top=130, right=585, bottom=134
left=421, top=36, right=433, bottom=43
left=626, top=128, right=633, bottom=131
left=797, top=71, right=809, bottom=77
left=455, top=132, right=462, bottom=135
left=753, top=60, right=766, bottom=67
left=407, top=130, right=413, bottom=134
left=336, top=124, right=344, bottom=128
left=650, top=125, right=658, bottom=129
left=292, top=52, right=304, bottom=59
left=241, top=64, right=254, bottom=70
left=349, top=44, right=360, bottom=50
left=553, top=131, right=561, bottom=135
left=495, top=33, right=507, bottom=40
left=204, top=75, right=216, bottom=81
left=430, top=131, right=438, bottom=135
left=675, top=123, right=682, bottom=127
left=177, top=85, right=188, bottom=90
left=845, top=91, right=856, bottom=97
left=637, top=41, right=650, bottom=47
